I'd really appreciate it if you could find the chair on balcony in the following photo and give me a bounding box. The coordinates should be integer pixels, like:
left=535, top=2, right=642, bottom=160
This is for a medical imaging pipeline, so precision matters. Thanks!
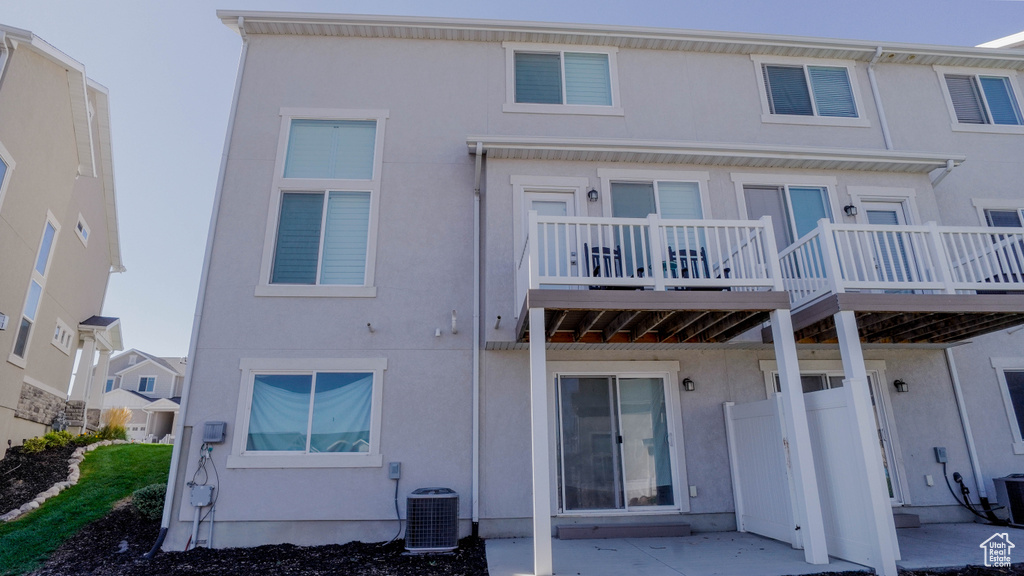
left=583, top=243, right=623, bottom=289
left=666, top=246, right=730, bottom=291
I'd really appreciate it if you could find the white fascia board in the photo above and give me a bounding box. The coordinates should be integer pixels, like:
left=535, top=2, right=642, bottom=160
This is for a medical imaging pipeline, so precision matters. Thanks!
left=86, top=83, right=124, bottom=273
left=218, top=11, right=1024, bottom=70
left=114, top=358, right=177, bottom=377
left=978, top=31, right=1024, bottom=50
left=466, top=136, right=965, bottom=174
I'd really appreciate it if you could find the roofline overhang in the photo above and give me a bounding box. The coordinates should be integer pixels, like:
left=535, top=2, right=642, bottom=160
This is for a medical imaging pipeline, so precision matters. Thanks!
left=466, top=136, right=965, bottom=174
left=87, top=80, right=124, bottom=272
left=217, top=11, right=1024, bottom=70
left=78, top=318, right=124, bottom=352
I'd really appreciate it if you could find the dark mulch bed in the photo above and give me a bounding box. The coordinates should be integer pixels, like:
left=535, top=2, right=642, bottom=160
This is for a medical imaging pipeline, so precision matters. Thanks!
left=30, top=504, right=489, bottom=576
left=0, top=445, right=75, bottom=514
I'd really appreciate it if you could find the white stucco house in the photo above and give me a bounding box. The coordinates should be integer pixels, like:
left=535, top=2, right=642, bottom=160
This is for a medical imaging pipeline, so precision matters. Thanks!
left=161, top=13, right=1024, bottom=576
left=99, top=349, right=184, bottom=442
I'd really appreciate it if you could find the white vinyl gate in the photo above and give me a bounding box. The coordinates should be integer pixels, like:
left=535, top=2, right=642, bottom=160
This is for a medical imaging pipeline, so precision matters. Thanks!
left=723, top=397, right=795, bottom=546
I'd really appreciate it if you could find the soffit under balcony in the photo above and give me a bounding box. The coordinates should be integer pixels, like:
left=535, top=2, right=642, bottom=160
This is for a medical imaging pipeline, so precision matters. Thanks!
left=466, top=137, right=964, bottom=174
left=514, top=288, right=790, bottom=345
left=768, top=293, right=1024, bottom=345
left=220, top=12, right=1024, bottom=71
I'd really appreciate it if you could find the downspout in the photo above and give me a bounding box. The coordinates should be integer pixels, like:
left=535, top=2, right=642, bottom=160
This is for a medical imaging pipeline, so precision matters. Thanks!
left=931, top=159, right=956, bottom=188
left=147, top=17, right=249, bottom=557
left=867, top=46, right=894, bottom=150
left=471, top=141, right=483, bottom=535
left=944, top=348, right=987, bottom=499
left=0, top=32, right=10, bottom=90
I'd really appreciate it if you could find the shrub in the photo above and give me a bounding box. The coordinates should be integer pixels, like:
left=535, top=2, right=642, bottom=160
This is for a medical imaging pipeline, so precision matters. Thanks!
left=21, top=437, right=48, bottom=454
left=96, top=425, right=128, bottom=441
left=42, top=430, right=73, bottom=449
left=73, top=433, right=100, bottom=446
left=103, top=406, right=132, bottom=429
left=132, top=483, right=166, bottom=520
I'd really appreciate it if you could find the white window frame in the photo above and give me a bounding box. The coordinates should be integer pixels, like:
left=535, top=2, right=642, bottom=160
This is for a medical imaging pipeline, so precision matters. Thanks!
left=992, top=358, right=1024, bottom=454
left=138, top=375, right=156, bottom=393
left=847, top=186, right=920, bottom=225
left=0, top=139, right=14, bottom=211
left=9, top=211, right=61, bottom=368
left=934, top=66, right=1024, bottom=134
left=731, top=172, right=840, bottom=244
left=751, top=55, right=869, bottom=128
left=105, top=378, right=115, bottom=393
left=503, top=43, right=624, bottom=116
left=256, top=108, right=388, bottom=298
left=74, top=214, right=90, bottom=247
left=972, top=198, right=1024, bottom=227
left=51, top=318, right=73, bottom=356
left=228, top=357, right=386, bottom=469
left=597, top=168, right=712, bottom=220
left=546, top=360, right=689, bottom=515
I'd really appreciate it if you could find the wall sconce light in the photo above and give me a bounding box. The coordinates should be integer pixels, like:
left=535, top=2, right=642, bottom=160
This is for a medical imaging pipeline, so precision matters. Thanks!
left=893, top=379, right=909, bottom=393
left=843, top=204, right=859, bottom=217
left=587, top=189, right=599, bottom=202
left=682, top=377, right=695, bottom=392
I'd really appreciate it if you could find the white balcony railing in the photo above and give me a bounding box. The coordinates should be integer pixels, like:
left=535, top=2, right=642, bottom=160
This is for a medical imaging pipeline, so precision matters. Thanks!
left=779, top=220, right=1024, bottom=309
left=517, top=212, right=782, bottom=312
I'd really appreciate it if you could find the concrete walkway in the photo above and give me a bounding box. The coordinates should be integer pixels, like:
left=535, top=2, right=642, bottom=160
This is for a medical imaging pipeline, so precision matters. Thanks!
left=486, top=523, right=1024, bottom=576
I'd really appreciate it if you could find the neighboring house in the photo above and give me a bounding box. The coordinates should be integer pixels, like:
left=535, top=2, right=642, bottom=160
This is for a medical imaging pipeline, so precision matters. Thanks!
left=164, top=13, right=1024, bottom=576
left=0, top=24, right=124, bottom=457
left=98, top=349, right=185, bottom=442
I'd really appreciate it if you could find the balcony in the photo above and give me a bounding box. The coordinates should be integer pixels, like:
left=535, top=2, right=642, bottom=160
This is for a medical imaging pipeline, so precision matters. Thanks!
left=777, top=221, right=1024, bottom=343
left=513, top=213, right=791, bottom=344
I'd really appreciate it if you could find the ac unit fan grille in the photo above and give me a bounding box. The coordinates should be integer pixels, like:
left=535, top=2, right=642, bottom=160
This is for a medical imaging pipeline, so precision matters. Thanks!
left=1006, top=480, right=1024, bottom=524
left=406, top=488, right=458, bottom=552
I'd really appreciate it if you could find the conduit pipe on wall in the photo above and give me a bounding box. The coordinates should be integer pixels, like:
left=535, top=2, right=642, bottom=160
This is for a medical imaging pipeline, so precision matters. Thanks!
left=148, top=17, right=250, bottom=557
left=945, top=347, right=987, bottom=498
left=472, top=141, right=483, bottom=532
left=867, top=46, right=894, bottom=151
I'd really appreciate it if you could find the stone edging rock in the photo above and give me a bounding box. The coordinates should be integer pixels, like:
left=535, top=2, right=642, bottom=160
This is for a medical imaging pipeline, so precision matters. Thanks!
left=0, top=439, right=129, bottom=522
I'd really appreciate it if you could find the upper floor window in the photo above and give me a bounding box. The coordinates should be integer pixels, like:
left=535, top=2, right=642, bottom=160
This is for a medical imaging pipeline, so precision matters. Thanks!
left=10, top=213, right=60, bottom=366
left=0, top=140, right=13, bottom=210
left=504, top=43, right=622, bottom=116
left=257, top=109, right=388, bottom=298
left=936, top=67, right=1024, bottom=133
left=732, top=173, right=838, bottom=250
left=138, top=376, right=155, bottom=393
left=75, top=215, right=90, bottom=247
left=752, top=56, right=867, bottom=127
left=105, top=378, right=115, bottom=393
left=985, top=208, right=1024, bottom=228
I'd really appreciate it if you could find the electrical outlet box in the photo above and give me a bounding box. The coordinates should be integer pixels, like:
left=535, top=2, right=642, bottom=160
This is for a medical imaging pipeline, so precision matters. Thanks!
left=925, top=475, right=935, bottom=486
left=689, top=485, right=698, bottom=498
left=190, top=484, right=214, bottom=507
left=388, top=461, right=401, bottom=479
left=934, top=446, right=947, bottom=463
left=203, top=421, right=226, bottom=444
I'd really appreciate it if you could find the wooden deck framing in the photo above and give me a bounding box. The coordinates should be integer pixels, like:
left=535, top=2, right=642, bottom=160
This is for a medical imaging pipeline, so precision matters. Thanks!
left=515, top=289, right=789, bottom=344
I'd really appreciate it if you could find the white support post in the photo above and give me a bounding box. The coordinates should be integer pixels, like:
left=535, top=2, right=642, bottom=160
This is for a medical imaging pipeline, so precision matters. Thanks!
left=769, top=309, right=829, bottom=564
left=926, top=221, right=957, bottom=294
left=647, top=213, right=666, bottom=291
left=761, top=216, right=785, bottom=292
left=833, top=310, right=899, bottom=576
left=818, top=219, right=845, bottom=295
left=69, top=336, right=97, bottom=403
left=528, top=307, right=553, bottom=576
left=528, top=210, right=541, bottom=290
left=87, top=349, right=112, bottom=413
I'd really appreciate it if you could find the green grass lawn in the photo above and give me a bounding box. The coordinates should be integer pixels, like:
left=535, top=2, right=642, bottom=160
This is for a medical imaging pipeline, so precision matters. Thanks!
left=0, top=443, right=172, bottom=576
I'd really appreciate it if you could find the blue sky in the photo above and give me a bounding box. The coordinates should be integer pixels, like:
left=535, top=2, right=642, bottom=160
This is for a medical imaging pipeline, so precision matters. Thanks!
left=4, top=0, right=1024, bottom=356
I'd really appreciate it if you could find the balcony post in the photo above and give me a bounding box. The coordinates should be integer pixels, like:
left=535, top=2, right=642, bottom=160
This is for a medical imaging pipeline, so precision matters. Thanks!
left=647, top=213, right=666, bottom=291
left=761, top=215, right=785, bottom=292
left=833, top=310, right=899, bottom=576
left=769, top=309, right=829, bottom=564
left=926, top=221, right=957, bottom=294
left=528, top=210, right=541, bottom=290
left=817, top=219, right=844, bottom=295
left=528, top=306, right=553, bottom=576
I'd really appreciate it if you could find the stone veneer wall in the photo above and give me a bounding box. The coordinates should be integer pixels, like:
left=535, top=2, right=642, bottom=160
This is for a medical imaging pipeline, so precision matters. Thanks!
left=15, top=383, right=66, bottom=426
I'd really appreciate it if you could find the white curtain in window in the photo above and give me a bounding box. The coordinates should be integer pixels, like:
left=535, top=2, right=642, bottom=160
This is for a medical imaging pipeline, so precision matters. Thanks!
left=310, top=373, right=373, bottom=453
left=247, top=374, right=313, bottom=451
left=284, top=120, right=377, bottom=179
left=320, top=192, right=371, bottom=285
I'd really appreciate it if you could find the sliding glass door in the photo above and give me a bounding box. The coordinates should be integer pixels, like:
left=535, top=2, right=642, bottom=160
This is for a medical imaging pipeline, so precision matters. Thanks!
left=556, top=375, right=676, bottom=512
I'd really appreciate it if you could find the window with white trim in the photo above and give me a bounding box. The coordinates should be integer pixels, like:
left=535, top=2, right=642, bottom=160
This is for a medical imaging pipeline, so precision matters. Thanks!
left=504, top=44, right=622, bottom=115
left=742, top=184, right=833, bottom=249
left=993, top=358, right=1024, bottom=455
left=51, top=318, right=73, bottom=355
left=229, top=357, right=386, bottom=468
left=104, top=378, right=115, bottom=393
left=259, top=110, right=387, bottom=297
left=752, top=57, right=866, bottom=126
left=944, top=73, right=1023, bottom=126
left=75, top=215, right=89, bottom=246
left=11, top=213, right=59, bottom=364
left=138, top=376, right=155, bottom=393
left=0, top=140, right=13, bottom=210
left=984, top=208, right=1024, bottom=228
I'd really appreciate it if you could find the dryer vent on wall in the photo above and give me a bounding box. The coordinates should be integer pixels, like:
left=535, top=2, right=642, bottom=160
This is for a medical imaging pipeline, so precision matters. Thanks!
left=405, top=487, right=458, bottom=552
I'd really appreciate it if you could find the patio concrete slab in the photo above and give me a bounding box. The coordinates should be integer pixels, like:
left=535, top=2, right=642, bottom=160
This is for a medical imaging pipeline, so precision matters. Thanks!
left=896, top=522, right=1024, bottom=570
left=486, top=532, right=868, bottom=576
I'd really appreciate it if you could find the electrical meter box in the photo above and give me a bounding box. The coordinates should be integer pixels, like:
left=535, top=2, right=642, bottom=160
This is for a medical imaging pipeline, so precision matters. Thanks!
left=190, top=484, right=214, bottom=507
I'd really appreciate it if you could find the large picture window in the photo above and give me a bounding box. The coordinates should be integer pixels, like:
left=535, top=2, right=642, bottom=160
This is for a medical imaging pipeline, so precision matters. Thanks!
left=258, top=110, right=387, bottom=298
left=229, top=357, right=386, bottom=468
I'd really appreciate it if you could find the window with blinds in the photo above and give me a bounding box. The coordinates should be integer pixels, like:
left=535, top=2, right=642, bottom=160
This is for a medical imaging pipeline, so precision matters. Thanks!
left=762, top=64, right=857, bottom=118
left=944, top=74, right=1023, bottom=126
left=514, top=51, right=613, bottom=106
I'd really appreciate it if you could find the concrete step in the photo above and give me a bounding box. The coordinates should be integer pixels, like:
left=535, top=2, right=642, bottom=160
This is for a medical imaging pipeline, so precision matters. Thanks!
left=557, top=523, right=691, bottom=540
left=893, top=513, right=921, bottom=528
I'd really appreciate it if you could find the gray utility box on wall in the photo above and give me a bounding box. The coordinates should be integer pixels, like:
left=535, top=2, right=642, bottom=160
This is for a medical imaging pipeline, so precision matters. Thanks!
left=405, top=487, right=458, bottom=553
left=993, top=474, right=1024, bottom=525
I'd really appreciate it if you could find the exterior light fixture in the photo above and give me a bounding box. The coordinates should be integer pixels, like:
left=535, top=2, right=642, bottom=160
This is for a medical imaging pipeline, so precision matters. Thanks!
left=893, top=379, right=908, bottom=393
left=587, top=189, right=599, bottom=202
left=843, top=204, right=858, bottom=217
left=682, top=377, right=695, bottom=392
